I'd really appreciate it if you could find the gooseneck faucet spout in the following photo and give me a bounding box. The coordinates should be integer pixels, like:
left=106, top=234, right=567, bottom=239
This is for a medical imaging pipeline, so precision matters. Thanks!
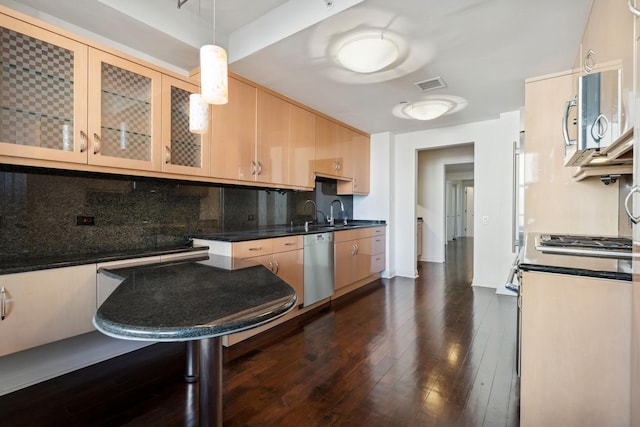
left=329, top=199, right=345, bottom=226
left=303, top=199, right=318, bottom=224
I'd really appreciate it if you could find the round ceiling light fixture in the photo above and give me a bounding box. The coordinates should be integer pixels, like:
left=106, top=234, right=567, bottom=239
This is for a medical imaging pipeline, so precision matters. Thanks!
left=404, top=99, right=454, bottom=120
left=336, top=34, right=399, bottom=73
left=392, top=96, right=468, bottom=121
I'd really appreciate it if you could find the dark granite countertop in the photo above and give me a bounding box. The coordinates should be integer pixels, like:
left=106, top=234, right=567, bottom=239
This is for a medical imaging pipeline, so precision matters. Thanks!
left=0, top=245, right=209, bottom=275
left=192, top=220, right=386, bottom=242
left=519, top=233, right=632, bottom=281
left=93, top=255, right=297, bottom=341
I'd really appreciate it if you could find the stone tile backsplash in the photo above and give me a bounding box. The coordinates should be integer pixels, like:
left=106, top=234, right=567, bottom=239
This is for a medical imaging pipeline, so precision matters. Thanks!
left=0, top=170, right=352, bottom=259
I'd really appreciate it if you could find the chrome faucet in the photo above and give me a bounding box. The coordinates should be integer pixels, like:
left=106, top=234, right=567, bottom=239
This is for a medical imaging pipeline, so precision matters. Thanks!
left=329, top=199, right=346, bottom=226
left=304, top=199, right=318, bottom=224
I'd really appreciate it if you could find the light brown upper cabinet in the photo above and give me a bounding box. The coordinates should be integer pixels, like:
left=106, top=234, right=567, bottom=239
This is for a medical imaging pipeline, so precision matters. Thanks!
left=579, top=0, right=634, bottom=106
left=161, top=75, right=210, bottom=176
left=288, top=104, right=316, bottom=189
left=0, top=13, right=89, bottom=164
left=87, top=48, right=162, bottom=171
left=315, top=115, right=348, bottom=178
left=210, top=76, right=257, bottom=181
left=338, top=128, right=370, bottom=195
left=256, top=89, right=289, bottom=186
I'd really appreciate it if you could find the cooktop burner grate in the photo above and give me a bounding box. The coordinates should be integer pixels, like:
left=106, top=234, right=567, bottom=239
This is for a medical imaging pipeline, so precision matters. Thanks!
left=539, top=234, right=632, bottom=251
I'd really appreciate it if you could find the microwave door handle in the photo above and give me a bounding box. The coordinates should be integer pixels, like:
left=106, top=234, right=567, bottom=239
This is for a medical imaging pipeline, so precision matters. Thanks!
left=562, top=97, right=577, bottom=146
left=624, top=186, right=640, bottom=224
left=590, top=113, right=609, bottom=142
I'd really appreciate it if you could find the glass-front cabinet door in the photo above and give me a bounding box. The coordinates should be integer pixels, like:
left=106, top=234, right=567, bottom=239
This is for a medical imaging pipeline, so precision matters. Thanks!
left=0, top=14, right=88, bottom=163
left=88, top=48, right=161, bottom=171
left=161, top=75, right=210, bottom=176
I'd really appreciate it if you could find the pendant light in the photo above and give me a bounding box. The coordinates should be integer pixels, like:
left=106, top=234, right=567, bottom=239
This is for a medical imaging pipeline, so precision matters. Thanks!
left=189, top=93, right=209, bottom=134
left=200, top=0, right=228, bottom=105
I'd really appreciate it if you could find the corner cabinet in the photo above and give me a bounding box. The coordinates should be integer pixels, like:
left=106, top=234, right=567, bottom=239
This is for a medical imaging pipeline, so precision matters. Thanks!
left=161, top=75, right=210, bottom=176
left=0, top=13, right=89, bottom=164
left=87, top=48, right=162, bottom=171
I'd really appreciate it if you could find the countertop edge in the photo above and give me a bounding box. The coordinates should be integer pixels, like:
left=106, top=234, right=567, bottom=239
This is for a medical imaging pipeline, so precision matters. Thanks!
left=0, top=246, right=210, bottom=275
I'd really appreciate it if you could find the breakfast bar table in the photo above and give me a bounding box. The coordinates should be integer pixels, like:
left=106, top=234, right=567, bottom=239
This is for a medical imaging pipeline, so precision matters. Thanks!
left=93, top=255, right=297, bottom=427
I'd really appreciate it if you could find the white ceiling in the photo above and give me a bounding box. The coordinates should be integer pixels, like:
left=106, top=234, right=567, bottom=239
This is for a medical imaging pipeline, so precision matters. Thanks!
left=3, top=0, right=593, bottom=135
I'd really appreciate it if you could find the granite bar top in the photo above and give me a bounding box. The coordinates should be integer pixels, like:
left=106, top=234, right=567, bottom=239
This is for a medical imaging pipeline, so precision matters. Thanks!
left=519, top=233, right=632, bottom=281
left=0, top=245, right=209, bottom=275
left=192, top=220, right=386, bottom=242
left=93, top=255, right=297, bottom=341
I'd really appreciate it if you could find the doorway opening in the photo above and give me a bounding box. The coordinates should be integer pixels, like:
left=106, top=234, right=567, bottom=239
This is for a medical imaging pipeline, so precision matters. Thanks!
left=416, top=145, right=474, bottom=265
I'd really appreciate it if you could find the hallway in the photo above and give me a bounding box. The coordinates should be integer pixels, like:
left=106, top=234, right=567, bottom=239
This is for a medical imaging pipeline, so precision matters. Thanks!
left=0, top=238, right=520, bottom=426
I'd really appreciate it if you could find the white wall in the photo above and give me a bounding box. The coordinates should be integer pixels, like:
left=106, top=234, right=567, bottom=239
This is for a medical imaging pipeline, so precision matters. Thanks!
left=417, top=145, right=474, bottom=262
left=356, top=111, right=520, bottom=289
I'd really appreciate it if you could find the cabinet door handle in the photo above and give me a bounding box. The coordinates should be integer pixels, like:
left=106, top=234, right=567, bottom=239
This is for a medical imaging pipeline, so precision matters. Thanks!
left=0, top=287, right=13, bottom=321
left=80, top=131, right=87, bottom=153
left=1, top=286, right=5, bottom=320
left=165, top=146, right=172, bottom=164
left=93, top=133, right=102, bottom=155
left=624, top=186, right=640, bottom=224
left=251, top=161, right=257, bottom=175
left=273, top=260, right=279, bottom=274
left=256, top=161, right=262, bottom=175
left=629, top=0, right=640, bottom=16
left=268, top=261, right=274, bottom=272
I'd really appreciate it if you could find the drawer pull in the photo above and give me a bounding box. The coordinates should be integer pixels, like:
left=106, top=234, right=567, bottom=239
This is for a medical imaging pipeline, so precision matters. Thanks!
left=248, top=247, right=262, bottom=251
left=284, top=242, right=295, bottom=246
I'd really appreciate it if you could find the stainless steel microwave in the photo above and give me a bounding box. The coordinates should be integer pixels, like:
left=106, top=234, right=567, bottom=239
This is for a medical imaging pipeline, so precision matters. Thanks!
left=563, top=69, right=622, bottom=166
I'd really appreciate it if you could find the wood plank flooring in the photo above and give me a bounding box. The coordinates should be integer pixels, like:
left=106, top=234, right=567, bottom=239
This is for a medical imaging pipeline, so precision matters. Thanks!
left=0, top=237, right=520, bottom=426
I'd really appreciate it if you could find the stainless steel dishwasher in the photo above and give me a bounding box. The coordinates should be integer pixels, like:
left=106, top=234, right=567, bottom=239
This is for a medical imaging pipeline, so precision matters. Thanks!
left=303, top=232, right=334, bottom=306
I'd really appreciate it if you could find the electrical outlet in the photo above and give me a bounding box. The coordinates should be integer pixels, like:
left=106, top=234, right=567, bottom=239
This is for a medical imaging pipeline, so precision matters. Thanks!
left=482, top=215, right=489, bottom=225
left=247, top=214, right=255, bottom=221
left=77, top=215, right=95, bottom=226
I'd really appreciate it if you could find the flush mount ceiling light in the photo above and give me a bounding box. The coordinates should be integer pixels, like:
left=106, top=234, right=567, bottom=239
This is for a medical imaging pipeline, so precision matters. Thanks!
left=404, top=100, right=454, bottom=120
left=336, top=34, right=399, bottom=73
left=392, top=96, right=468, bottom=121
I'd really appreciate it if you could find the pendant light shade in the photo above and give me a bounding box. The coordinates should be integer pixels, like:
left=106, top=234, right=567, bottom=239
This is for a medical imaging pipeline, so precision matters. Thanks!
left=189, top=93, right=209, bottom=134
left=200, top=44, right=228, bottom=105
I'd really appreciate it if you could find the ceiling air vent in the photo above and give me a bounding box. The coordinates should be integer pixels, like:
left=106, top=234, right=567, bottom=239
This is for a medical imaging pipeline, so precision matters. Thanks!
left=414, top=77, right=447, bottom=92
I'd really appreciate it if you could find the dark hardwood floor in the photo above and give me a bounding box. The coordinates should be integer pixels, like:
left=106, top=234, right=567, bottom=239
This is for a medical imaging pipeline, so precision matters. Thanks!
left=0, top=237, right=520, bottom=426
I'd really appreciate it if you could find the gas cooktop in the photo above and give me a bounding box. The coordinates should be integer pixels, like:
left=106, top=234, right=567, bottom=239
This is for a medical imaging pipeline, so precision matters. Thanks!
left=535, top=234, right=632, bottom=259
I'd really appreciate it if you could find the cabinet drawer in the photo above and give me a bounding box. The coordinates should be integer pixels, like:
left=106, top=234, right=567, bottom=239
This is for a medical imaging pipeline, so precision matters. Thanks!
left=334, top=228, right=372, bottom=242
left=232, top=239, right=273, bottom=259
left=371, top=235, right=385, bottom=255
left=370, top=226, right=385, bottom=237
left=272, top=235, right=303, bottom=252
left=371, top=254, right=385, bottom=274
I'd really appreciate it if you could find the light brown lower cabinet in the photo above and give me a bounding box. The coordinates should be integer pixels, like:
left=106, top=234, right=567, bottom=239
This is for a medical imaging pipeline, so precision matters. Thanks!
left=334, top=226, right=385, bottom=295
left=0, top=264, right=96, bottom=357
left=520, top=271, right=631, bottom=427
